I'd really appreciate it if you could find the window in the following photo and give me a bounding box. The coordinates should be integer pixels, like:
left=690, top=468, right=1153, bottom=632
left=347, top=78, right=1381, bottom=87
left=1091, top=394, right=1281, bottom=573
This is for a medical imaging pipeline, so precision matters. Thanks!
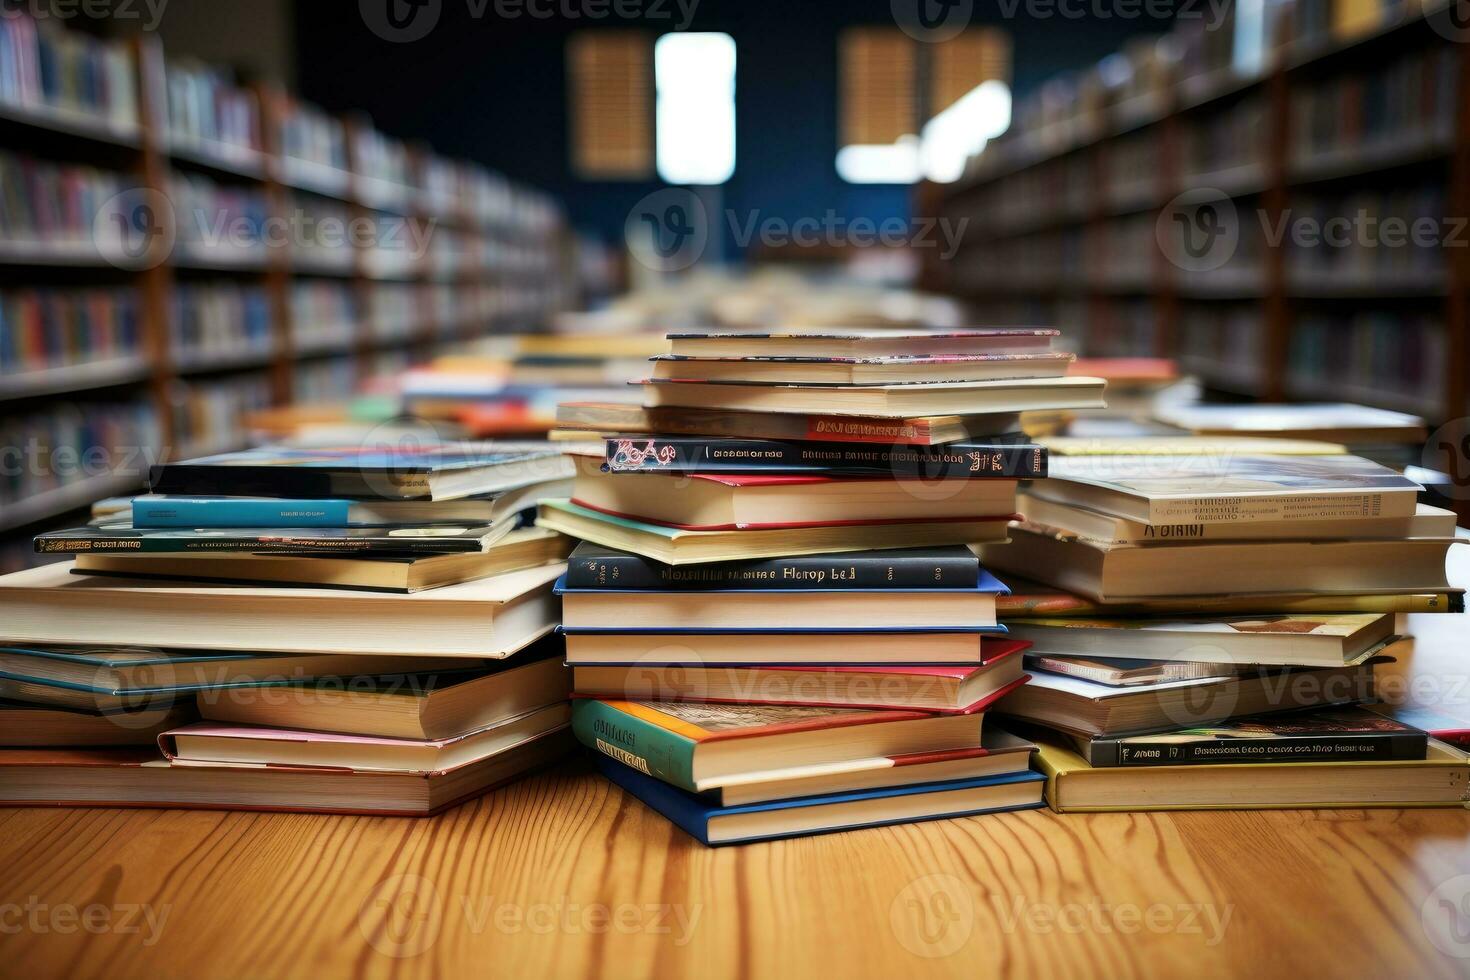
left=568, top=32, right=654, bottom=179
left=654, top=32, right=736, bottom=185
left=837, top=27, right=1012, bottom=185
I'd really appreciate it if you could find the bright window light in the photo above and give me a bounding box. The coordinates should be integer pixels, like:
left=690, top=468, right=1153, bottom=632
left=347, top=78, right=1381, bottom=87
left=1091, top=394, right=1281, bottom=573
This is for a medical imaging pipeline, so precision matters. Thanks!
left=919, top=79, right=1012, bottom=184
left=836, top=136, right=922, bottom=184
left=655, top=33, right=736, bottom=185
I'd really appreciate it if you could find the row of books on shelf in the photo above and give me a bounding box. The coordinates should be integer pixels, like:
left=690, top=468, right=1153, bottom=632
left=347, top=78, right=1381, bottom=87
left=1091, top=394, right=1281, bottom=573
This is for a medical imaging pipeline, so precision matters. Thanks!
left=0, top=151, right=128, bottom=253
left=966, top=0, right=1456, bottom=183
left=0, top=325, right=1464, bottom=841
left=0, top=5, right=562, bottom=236
left=0, top=399, right=161, bottom=513
left=0, top=287, right=141, bottom=378
left=1289, top=312, right=1446, bottom=409
left=0, top=5, right=137, bottom=133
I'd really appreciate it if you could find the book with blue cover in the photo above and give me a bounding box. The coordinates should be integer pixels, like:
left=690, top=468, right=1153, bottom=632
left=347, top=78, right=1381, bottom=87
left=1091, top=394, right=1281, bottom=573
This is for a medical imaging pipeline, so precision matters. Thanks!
left=35, top=521, right=515, bottom=555
left=594, top=752, right=1045, bottom=845
left=148, top=443, right=574, bottom=501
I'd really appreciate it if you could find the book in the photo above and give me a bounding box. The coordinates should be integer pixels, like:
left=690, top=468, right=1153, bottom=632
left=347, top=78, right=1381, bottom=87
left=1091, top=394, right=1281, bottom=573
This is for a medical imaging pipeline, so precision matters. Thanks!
left=1022, top=727, right=1468, bottom=812
left=562, top=627, right=1003, bottom=666
left=161, top=702, right=571, bottom=771
left=1151, top=402, right=1428, bottom=445
left=994, top=651, right=1391, bottom=737
left=1005, top=612, right=1395, bottom=667
left=0, top=562, right=564, bottom=657
left=147, top=443, right=574, bottom=501
left=571, top=639, right=1029, bottom=713
left=538, top=500, right=1011, bottom=565
left=980, top=525, right=1456, bottom=601
left=1077, top=706, right=1428, bottom=767
left=564, top=542, right=982, bottom=591
left=649, top=352, right=1076, bottom=385
left=1018, top=494, right=1457, bottom=545
left=0, top=730, right=573, bottom=815
left=558, top=568, right=1008, bottom=630
left=1037, top=454, right=1422, bottom=525
left=1036, top=436, right=1347, bottom=456
left=603, top=435, right=1046, bottom=478
left=129, top=478, right=569, bottom=528
left=0, top=644, right=490, bottom=695
left=570, top=468, right=1019, bottom=531
left=0, top=700, right=195, bottom=747
left=571, top=698, right=987, bottom=793
left=693, top=729, right=1037, bottom=805
left=72, top=526, right=574, bottom=593
left=196, top=652, right=569, bottom=740
left=596, top=753, right=1045, bottom=846
left=1027, top=655, right=1250, bottom=686
left=995, top=576, right=1465, bottom=617
left=640, top=375, right=1109, bottom=418
left=555, top=401, right=1023, bottom=446
left=665, top=329, right=1061, bottom=359
left=35, top=521, right=515, bottom=556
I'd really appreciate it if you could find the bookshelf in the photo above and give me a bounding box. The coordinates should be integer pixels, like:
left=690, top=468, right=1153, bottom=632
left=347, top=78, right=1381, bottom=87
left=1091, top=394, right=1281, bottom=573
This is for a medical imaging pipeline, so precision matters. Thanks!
left=932, top=1, right=1469, bottom=426
left=0, top=14, right=571, bottom=548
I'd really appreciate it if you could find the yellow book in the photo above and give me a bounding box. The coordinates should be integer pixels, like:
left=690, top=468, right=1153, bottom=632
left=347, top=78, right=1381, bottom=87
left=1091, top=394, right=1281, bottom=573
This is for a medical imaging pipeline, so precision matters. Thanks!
left=1331, top=0, right=1385, bottom=40
left=1027, top=729, right=1470, bottom=813
left=1036, top=436, right=1347, bottom=456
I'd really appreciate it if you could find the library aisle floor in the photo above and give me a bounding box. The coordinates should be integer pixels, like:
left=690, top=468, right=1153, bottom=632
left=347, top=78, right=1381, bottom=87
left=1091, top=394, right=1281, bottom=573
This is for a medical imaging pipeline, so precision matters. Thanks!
left=4, top=543, right=1468, bottom=978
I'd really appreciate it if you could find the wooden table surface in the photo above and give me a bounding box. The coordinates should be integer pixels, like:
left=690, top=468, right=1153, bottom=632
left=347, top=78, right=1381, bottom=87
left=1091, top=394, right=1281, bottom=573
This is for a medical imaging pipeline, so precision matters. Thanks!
left=5, top=545, right=1469, bottom=979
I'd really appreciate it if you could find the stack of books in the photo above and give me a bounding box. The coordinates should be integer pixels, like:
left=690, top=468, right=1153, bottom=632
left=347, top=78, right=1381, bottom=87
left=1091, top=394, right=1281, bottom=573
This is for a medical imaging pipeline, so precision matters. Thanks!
left=537, top=328, right=1109, bottom=844
left=0, top=442, right=581, bottom=815
left=975, top=451, right=1467, bottom=812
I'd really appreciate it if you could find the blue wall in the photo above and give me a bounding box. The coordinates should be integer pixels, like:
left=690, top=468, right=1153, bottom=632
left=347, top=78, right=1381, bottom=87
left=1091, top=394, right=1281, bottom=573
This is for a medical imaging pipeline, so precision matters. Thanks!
left=295, top=1, right=1174, bottom=246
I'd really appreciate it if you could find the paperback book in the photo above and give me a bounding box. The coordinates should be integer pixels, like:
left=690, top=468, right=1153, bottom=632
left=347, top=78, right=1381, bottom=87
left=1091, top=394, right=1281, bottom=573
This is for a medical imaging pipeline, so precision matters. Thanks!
left=603, top=435, right=1046, bottom=478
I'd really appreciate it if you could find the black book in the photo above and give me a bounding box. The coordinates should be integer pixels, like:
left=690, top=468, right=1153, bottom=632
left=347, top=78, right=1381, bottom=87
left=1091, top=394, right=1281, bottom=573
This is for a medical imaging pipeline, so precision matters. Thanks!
left=1079, top=705, right=1428, bottom=767
left=34, top=522, right=513, bottom=556
left=602, top=435, right=1045, bottom=478
left=563, top=542, right=980, bottom=590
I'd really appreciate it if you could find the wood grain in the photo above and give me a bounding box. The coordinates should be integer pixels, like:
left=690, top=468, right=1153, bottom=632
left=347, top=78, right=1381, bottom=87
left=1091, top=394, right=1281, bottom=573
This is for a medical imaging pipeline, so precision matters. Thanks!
left=4, top=546, right=1469, bottom=978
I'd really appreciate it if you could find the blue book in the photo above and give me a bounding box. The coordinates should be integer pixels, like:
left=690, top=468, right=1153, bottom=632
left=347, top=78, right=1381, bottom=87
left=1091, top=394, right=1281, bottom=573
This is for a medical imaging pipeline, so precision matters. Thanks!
left=594, top=753, right=1045, bottom=846
left=129, top=487, right=546, bottom=528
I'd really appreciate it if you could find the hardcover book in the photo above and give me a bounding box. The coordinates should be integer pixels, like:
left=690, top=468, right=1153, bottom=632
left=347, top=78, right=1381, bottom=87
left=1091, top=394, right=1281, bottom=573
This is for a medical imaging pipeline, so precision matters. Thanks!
left=602, top=435, right=1046, bottom=478
left=665, top=329, right=1061, bottom=359
left=571, top=698, right=987, bottom=793
left=564, top=542, right=982, bottom=591
left=554, top=400, right=1024, bottom=446
left=35, top=521, right=515, bottom=556
left=0, top=700, right=196, bottom=747
left=1039, top=454, right=1422, bottom=524
left=994, top=577, right=1465, bottom=618
left=596, top=753, right=1046, bottom=846
left=148, top=443, right=574, bottom=501
left=1078, top=705, right=1428, bottom=767
left=649, top=352, right=1075, bottom=385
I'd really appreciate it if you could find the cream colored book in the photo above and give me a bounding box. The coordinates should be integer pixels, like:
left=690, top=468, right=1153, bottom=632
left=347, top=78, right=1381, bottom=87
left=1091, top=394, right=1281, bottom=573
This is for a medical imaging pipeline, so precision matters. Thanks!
left=0, top=562, right=566, bottom=658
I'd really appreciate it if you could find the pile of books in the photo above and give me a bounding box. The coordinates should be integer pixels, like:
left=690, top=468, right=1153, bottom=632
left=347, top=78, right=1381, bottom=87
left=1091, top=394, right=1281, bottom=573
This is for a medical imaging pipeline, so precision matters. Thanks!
left=976, top=449, right=1467, bottom=812
left=0, top=442, right=581, bottom=814
left=538, top=328, right=1108, bottom=844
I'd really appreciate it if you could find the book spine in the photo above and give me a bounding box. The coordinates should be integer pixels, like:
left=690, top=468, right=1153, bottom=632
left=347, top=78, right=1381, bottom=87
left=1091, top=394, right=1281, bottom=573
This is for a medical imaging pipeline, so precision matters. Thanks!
left=33, top=536, right=472, bottom=554
left=1099, top=733, right=1427, bottom=767
left=566, top=551, right=980, bottom=590
left=605, top=438, right=1046, bottom=478
left=571, top=699, right=699, bottom=792
left=998, top=592, right=1464, bottom=617
left=1146, top=492, right=1406, bottom=524
left=132, top=498, right=353, bottom=528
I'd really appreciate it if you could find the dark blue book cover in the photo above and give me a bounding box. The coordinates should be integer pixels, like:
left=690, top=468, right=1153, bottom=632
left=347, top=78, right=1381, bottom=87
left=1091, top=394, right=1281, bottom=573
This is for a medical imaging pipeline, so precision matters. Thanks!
left=595, top=753, right=1044, bottom=845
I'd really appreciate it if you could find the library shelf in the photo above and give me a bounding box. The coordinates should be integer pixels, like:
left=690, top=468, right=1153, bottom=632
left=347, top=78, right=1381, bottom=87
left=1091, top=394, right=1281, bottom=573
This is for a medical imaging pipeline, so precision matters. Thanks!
left=0, top=358, right=154, bottom=402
